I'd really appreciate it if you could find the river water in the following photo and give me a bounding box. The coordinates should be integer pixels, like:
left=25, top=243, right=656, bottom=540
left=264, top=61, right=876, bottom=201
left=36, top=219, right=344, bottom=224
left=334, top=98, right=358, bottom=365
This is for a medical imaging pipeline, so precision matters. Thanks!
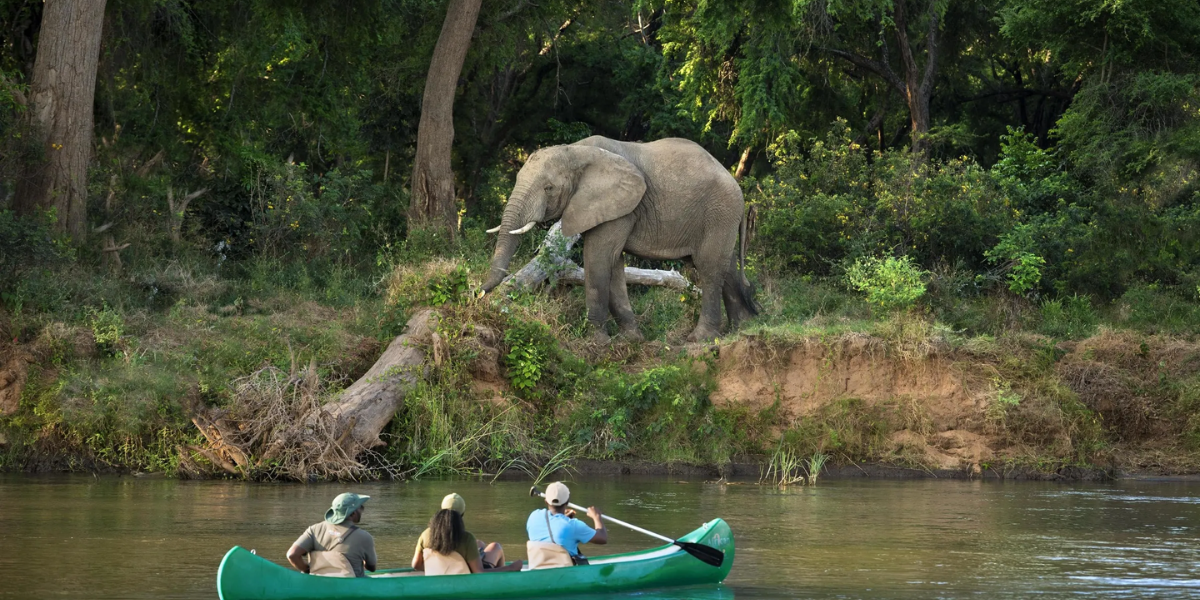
left=2, top=474, right=1199, bottom=599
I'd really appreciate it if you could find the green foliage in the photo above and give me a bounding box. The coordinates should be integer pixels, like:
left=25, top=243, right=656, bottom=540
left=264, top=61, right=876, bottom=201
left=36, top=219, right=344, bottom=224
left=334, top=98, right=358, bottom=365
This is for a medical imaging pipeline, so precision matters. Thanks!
left=536, top=119, right=593, bottom=145
left=503, top=320, right=553, bottom=393
left=0, top=211, right=69, bottom=293
left=750, top=123, right=1015, bottom=275
left=428, top=264, right=469, bottom=306
left=985, top=224, right=1047, bottom=296
left=1109, top=284, right=1200, bottom=335
left=1039, top=295, right=1099, bottom=340
left=780, top=398, right=895, bottom=460
left=87, top=306, right=125, bottom=356
left=845, top=255, right=929, bottom=311
left=568, top=362, right=718, bottom=460
left=991, top=128, right=1077, bottom=214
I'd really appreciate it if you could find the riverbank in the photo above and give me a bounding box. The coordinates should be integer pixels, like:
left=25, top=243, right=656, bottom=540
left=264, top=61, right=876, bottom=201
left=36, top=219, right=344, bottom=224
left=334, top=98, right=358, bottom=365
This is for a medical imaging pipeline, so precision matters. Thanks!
left=4, top=252, right=1200, bottom=481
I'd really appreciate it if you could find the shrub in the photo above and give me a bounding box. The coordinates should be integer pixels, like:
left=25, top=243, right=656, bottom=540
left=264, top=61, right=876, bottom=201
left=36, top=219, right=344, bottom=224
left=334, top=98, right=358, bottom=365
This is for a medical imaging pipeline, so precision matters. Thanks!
left=503, top=320, right=554, bottom=393
left=985, top=224, right=1047, bottom=296
left=749, top=121, right=1014, bottom=276
left=0, top=210, right=69, bottom=286
left=1039, top=295, right=1099, bottom=340
left=845, top=255, right=929, bottom=312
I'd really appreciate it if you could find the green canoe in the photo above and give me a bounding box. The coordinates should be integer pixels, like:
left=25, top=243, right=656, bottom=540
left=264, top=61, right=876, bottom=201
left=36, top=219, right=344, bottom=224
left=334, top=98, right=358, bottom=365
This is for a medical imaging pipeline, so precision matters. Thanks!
left=217, top=518, right=734, bottom=600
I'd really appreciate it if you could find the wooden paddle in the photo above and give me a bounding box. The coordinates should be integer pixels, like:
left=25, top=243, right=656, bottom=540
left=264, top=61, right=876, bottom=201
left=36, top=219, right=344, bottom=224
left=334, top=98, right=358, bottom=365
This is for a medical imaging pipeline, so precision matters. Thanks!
left=529, top=485, right=725, bottom=567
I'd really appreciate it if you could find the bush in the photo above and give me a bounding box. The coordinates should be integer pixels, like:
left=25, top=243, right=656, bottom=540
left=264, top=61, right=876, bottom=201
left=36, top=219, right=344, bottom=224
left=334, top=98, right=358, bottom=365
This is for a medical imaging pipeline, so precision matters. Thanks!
left=568, top=362, right=716, bottom=460
left=1039, top=295, right=1099, bottom=340
left=845, top=255, right=929, bottom=312
left=749, top=121, right=1014, bottom=276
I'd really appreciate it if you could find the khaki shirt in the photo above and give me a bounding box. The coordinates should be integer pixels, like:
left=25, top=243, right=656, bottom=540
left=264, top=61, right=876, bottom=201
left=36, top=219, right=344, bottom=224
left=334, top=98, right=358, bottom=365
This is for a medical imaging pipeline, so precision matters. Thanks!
left=293, top=521, right=377, bottom=577
left=415, top=527, right=480, bottom=565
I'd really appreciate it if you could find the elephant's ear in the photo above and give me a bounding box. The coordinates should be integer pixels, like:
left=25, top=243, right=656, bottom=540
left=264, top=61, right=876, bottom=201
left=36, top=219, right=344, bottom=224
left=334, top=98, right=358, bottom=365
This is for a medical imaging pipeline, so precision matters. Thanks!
left=561, top=147, right=647, bottom=237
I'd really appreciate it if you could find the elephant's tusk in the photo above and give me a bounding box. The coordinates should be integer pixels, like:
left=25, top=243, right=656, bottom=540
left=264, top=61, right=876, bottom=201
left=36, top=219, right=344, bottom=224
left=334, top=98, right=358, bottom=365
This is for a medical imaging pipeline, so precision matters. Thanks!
left=485, top=225, right=502, bottom=234
left=509, top=221, right=538, bottom=235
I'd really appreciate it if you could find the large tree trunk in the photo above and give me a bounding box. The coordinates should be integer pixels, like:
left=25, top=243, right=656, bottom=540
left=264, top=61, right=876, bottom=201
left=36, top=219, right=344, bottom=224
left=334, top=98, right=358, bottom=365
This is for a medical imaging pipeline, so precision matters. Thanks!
left=892, top=0, right=939, bottom=157
left=325, top=309, right=435, bottom=451
left=408, top=0, right=482, bottom=239
left=13, top=0, right=107, bottom=239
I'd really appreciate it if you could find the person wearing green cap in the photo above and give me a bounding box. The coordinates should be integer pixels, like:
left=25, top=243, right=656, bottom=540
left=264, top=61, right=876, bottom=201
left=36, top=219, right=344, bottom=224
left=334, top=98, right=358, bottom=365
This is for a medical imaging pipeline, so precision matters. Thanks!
left=411, top=492, right=523, bottom=573
left=287, top=492, right=377, bottom=577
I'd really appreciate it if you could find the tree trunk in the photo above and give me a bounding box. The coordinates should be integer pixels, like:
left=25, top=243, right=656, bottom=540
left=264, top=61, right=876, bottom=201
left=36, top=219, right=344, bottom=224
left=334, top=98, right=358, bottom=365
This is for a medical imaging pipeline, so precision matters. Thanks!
left=821, top=1, right=941, bottom=158
left=325, top=309, right=436, bottom=451
left=408, top=0, right=482, bottom=240
left=13, top=0, right=108, bottom=239
left=892, top=0, right=939, bottom=157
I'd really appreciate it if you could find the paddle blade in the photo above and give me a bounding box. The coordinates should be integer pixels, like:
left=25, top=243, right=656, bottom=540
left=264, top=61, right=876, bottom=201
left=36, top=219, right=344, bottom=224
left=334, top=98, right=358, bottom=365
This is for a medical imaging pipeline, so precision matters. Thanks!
left=675, top=541, right=724, bottom=567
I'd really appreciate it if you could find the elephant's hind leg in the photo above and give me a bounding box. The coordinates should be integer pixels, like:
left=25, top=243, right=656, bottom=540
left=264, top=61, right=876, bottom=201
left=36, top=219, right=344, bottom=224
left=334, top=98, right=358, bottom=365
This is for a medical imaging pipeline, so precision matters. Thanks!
left=722, top=256, right=757, bottom=330
left=687, top=221, right=738, bottom=343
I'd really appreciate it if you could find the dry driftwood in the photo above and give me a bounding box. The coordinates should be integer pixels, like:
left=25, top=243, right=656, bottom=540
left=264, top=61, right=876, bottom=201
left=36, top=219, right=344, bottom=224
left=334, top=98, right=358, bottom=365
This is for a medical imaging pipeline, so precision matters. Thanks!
left=498, top=220, right=696, bottom=294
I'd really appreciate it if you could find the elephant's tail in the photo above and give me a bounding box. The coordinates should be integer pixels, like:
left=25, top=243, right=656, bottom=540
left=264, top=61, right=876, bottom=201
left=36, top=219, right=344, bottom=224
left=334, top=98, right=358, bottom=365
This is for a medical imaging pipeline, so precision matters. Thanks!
left=734, top=270, right=761, bottom=316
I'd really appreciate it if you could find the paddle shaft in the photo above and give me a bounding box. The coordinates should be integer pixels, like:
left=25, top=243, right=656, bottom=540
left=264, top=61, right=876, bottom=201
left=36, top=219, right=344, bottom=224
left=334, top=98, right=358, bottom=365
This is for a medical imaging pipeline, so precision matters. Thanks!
left=534, top=493, right=676, bottom=544
left=530, top=487, right=725, bottom=568
left=568, top=501, right=677, bottom=543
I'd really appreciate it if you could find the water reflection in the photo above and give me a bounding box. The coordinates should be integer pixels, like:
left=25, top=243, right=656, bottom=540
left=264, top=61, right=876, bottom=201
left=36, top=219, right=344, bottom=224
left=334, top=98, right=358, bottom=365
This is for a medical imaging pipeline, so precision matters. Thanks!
left=2, top=476, right=1200, bottom=598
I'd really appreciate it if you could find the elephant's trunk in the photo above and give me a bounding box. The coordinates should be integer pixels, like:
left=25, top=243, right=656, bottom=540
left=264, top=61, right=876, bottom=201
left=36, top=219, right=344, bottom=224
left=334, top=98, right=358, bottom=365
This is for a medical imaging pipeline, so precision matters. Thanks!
left=482, top=188, right=534, bottom=291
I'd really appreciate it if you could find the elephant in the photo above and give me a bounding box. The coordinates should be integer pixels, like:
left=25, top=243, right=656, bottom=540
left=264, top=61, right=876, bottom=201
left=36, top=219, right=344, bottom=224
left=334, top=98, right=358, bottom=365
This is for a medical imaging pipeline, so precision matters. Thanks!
left=480, top=135, right=757, bottom=343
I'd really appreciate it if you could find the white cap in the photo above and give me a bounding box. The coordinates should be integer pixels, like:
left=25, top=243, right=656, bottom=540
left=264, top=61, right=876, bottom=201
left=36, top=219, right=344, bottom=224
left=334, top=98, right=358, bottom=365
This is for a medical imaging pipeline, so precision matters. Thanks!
left=544, top=482, right=570, bottom=506
left=441, top=493, right=465, bottom=515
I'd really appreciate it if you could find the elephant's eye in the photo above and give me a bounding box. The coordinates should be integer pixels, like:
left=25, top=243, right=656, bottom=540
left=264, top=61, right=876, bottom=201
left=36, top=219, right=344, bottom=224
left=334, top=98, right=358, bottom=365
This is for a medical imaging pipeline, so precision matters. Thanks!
left=544, top=184, right=554, bottom=192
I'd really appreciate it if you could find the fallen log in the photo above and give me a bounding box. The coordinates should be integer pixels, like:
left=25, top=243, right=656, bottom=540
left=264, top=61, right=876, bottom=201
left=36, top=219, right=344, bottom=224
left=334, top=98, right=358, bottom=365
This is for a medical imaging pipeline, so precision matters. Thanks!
left=497, top=220, right=697, bottom=294
left=325, top=308, right=436, bottom=450
left=184, top=309, right=437, bottom=480
left=554, top=265, right=694, bottom=292
left=499, top=221, right=579, bottom=290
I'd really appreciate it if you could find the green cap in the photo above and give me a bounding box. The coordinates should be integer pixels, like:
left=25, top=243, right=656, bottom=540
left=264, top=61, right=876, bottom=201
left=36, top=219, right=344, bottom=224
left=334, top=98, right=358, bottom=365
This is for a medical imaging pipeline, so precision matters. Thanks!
left=325, top=492, right=370, bottom=524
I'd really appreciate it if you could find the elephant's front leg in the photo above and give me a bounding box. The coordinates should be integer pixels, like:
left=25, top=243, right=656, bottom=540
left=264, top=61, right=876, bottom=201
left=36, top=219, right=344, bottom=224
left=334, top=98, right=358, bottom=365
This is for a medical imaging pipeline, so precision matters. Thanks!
left=608, top=257, right=643, bottom=341
left=582, top=235, right=618, bottom=343
left=581, top=220, right=636, bottom=343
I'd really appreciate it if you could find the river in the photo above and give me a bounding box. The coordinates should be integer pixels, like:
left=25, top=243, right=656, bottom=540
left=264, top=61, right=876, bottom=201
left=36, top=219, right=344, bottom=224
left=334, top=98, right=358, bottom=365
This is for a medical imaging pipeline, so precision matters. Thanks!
left=1, top=474, right=1199, bottom=599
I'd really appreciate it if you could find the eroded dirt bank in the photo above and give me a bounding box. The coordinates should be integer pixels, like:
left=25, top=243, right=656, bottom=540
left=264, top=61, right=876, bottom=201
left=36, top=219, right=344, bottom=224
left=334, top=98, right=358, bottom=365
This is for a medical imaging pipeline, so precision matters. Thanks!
left=707, top=329, right=1200, bottom=476
left=5, top=302, right=1200, bottom=479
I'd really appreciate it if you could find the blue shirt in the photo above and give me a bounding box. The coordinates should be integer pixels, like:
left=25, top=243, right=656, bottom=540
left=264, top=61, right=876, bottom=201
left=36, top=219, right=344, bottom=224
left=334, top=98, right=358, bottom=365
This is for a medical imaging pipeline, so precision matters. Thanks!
left=526, top=509, right=597, bottom=556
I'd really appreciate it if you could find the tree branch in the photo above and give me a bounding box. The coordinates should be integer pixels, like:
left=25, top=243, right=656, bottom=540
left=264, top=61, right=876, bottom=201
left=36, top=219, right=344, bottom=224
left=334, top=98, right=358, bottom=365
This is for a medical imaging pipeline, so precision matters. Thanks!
left=820, top=47, right=906, bottom=96
left=497, top=0, right=529, bottom=22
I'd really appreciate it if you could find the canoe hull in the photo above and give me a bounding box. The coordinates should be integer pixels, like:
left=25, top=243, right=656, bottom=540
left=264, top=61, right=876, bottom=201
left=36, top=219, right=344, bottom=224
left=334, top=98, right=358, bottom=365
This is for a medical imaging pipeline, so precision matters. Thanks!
left=217, top=518, right=735, bottom=600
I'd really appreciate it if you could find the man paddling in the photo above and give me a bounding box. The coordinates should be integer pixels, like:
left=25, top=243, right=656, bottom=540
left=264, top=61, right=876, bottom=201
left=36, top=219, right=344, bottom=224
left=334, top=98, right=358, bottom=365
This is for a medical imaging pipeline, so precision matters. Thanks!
left=526, top=482, right=606, bottom=566
left=287, top=492, right=377, bottom=577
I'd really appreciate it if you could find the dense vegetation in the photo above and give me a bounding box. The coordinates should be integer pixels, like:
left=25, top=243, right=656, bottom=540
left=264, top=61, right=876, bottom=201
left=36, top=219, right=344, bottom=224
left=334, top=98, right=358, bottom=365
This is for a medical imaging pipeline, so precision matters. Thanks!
left=2, top=0, right=1200, bottom=478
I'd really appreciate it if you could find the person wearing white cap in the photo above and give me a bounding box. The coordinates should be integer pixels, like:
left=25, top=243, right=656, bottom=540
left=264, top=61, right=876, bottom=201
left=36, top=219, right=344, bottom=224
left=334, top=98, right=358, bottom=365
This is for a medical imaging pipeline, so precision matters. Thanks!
left=411, top=492, right=524, bottom=573
left=287, top=492, right=377, bottom=577
left=526, top=481, right=607, bottom=565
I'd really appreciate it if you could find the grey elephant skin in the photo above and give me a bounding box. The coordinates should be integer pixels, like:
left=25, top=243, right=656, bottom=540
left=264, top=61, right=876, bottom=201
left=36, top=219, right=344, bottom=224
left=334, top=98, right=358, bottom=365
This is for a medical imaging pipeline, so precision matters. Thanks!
left=481, top=135, right=757, bottom=342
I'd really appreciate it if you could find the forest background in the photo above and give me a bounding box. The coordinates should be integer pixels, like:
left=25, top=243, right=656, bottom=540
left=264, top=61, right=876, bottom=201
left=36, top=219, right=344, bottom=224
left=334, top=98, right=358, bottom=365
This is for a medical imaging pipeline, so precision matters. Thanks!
left=2, top=0, right=1200, bottom=480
